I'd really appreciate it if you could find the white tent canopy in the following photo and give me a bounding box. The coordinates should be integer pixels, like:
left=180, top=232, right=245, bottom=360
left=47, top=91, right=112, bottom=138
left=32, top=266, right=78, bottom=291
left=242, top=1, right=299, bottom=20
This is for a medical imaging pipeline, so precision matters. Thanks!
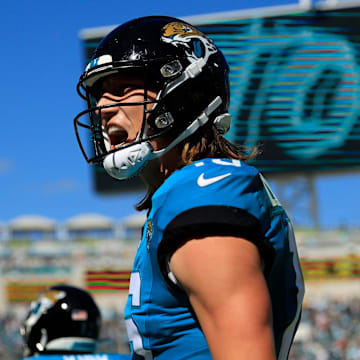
left=9, top=215, right=56, bottom=232
left=65, top=213, right=114, bottom=231
left=122, top=213, right=146, bottom=230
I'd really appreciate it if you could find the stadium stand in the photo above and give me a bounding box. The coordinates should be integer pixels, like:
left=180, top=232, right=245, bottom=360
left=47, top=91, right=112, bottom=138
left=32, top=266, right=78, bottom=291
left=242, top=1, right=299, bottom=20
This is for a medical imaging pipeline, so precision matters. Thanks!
left=0, top=213, right=359, bottom=359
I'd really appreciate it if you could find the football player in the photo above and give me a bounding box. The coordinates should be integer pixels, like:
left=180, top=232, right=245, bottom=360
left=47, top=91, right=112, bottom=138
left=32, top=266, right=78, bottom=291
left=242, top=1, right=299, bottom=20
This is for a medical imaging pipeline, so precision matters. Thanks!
left=20, top=284, right=130, bottom=360
left=74, top=15, right=305, bottom=360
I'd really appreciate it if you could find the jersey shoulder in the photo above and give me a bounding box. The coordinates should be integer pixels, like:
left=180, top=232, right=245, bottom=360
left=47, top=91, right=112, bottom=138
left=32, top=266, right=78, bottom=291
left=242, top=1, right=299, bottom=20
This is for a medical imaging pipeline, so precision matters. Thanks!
left=177, top=157, right=258, bottom=183
left=155, top=158, right=260, bottom=199
left=151, top=158, right=265, bottom=229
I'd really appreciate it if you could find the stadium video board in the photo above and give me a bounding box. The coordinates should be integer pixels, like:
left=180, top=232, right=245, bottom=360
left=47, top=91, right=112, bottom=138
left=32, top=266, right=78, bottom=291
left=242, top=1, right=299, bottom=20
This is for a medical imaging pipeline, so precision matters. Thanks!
left=79, top=2, right=360, bottom=192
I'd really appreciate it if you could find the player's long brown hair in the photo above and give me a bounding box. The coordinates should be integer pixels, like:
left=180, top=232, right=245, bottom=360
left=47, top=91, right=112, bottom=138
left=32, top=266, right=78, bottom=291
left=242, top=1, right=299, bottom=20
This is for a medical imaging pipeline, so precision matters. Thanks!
left=136, top=124, right=258, bottom=211
left=180, top=125, right=257, bottom=165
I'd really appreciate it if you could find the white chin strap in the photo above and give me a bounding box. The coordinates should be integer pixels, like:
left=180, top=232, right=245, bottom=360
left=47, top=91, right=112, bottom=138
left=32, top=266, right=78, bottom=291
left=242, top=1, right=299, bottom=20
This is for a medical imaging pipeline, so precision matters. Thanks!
left=103, top=141, right=154, bottom=180
left=103, top=96, right=228, bottom=180
left=45, top=337, right=97, bottom=353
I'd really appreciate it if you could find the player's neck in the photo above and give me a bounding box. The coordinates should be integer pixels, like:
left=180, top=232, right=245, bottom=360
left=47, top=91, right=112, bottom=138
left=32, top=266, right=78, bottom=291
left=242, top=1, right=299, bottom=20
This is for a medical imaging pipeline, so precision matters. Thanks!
left=140, top=146, right=183, bottom=190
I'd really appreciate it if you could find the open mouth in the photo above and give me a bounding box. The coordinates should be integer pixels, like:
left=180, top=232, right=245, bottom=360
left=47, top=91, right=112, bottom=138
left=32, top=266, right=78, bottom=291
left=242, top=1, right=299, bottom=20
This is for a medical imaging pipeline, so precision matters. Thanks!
left=107, top=126, right=129, bottom=149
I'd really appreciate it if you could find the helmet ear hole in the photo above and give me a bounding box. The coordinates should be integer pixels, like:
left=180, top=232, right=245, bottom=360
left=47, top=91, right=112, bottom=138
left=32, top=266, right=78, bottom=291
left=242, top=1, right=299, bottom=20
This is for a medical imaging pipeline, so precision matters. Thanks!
left=160, top=60, right=183, bottom=78
left=154, top=112, right=175, bottom=130
left=214, top=113, right=231, bottom=135
left=159, top=68, right=226, bottom=131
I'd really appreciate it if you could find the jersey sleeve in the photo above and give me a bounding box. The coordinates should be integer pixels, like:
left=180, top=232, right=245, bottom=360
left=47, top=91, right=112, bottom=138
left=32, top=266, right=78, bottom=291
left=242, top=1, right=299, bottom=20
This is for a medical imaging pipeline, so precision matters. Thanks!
left=151, top=159, right=276, bottom=286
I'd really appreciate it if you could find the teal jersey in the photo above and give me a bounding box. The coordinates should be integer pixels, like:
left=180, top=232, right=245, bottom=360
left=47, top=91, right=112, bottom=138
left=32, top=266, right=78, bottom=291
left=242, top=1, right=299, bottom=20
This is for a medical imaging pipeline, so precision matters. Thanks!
left=21, top=354, right=131, bottom=360
left=125, top=158, right=304, bottom=360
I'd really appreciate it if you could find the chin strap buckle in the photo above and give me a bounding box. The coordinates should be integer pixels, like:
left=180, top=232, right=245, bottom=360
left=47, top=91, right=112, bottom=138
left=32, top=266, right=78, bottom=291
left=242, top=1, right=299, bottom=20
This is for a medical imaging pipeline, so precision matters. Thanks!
left=214, top=113, right=231, bottom=135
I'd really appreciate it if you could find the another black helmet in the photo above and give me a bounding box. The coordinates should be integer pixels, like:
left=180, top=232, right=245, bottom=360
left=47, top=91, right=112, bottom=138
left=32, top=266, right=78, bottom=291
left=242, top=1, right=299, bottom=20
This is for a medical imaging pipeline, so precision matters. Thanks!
left=74, top=15, right=231, bottom=180
left=20, top=284, right=101, bottom=356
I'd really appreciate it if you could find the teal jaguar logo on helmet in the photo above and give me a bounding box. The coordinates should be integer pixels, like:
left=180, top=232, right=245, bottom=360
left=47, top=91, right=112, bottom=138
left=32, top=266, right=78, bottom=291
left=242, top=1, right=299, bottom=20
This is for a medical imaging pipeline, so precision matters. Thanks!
left=161, top=22, right=217, bottom=63
left=24, top=289, right=66, bottom=332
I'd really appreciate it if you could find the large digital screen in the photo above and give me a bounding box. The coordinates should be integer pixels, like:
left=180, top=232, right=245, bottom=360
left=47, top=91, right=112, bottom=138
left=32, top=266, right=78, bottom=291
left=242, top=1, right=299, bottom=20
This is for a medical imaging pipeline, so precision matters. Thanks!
left=79, top=4, right=360, bottom=192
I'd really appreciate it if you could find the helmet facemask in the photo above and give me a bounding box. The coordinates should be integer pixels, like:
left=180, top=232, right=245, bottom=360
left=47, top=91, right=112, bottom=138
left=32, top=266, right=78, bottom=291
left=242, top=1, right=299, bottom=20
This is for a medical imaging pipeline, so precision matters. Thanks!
left=74, top=62, right=167, bottom=165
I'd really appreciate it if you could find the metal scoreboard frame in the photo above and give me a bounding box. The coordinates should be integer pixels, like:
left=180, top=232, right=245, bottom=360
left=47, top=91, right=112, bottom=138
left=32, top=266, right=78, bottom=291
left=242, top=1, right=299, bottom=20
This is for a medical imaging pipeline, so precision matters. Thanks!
left=78, top=0, right=360, bottom=193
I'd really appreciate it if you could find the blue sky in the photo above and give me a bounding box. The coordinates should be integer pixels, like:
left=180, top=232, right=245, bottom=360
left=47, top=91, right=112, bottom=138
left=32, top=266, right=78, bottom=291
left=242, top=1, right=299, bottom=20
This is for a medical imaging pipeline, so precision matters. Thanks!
left=0, top=0, right=359, bottom=229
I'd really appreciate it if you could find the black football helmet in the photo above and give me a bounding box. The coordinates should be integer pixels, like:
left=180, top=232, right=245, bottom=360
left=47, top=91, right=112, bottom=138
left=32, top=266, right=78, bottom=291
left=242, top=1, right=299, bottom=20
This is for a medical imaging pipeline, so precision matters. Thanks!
left=74, top=15, right=231, bottom=180
left=20, top=284, right=101, bottom=356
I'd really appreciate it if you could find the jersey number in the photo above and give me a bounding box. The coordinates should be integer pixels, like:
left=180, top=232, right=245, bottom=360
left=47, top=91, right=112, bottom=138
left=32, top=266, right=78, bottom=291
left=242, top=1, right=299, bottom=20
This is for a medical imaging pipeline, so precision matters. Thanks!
left=126, top=272, right=153, bottom=360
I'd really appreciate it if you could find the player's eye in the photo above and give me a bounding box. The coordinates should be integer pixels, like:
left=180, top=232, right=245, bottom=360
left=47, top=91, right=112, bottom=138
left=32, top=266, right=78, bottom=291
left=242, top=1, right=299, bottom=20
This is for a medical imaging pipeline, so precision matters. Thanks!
left=89, top=82, right=104, bottom=102
left=89, top=75, right=147, bottom=103
left=111, top=85, right=137, bottom=97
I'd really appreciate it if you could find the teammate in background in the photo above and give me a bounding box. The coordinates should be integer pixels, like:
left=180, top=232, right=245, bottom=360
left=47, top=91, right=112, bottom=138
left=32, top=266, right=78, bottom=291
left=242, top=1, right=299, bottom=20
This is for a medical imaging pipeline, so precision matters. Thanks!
left=74, top=15, right=305, bottom=359
left=20, top=284, right=130, bottom=360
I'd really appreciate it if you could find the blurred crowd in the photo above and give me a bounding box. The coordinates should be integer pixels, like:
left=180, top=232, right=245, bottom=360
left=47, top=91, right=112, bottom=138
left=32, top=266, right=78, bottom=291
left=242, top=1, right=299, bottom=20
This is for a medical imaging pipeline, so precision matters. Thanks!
left=1, top=297, right=359, bottom=360
left=289, top=298, right=360, bottom=360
